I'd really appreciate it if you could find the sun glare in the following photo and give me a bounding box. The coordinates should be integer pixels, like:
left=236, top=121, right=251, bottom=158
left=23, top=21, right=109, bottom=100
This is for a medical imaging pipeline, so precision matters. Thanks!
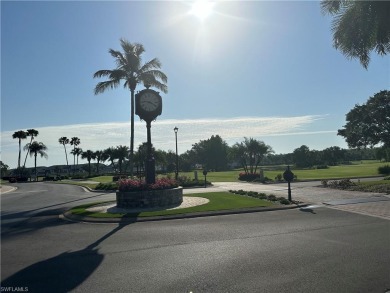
left=190, top=0, right=215, bottom=21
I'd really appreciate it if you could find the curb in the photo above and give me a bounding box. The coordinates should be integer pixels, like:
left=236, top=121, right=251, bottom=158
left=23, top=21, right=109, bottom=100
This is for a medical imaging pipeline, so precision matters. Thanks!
left=0, top=185, right=17, bottom=195
left=60, top=203, right=309, bottom=224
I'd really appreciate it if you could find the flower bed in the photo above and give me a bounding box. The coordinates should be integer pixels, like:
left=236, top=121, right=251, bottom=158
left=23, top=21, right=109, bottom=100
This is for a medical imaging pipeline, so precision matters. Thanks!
left=116, top=178, right=182, bottom=209
left=118, top=178, right=178, bottom=191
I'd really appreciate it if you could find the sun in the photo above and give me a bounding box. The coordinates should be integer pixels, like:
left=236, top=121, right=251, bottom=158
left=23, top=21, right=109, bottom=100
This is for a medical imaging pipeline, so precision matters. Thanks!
left=190, top=0, right=215, bottom=21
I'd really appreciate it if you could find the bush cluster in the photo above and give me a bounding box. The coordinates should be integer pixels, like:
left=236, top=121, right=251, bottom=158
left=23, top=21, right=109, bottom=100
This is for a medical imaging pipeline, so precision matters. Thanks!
left=118, top=178, right=178, bottom=192
left=95, top=182, right=118, bottom=190
left=229, top=189, right=291, bottom=205
left=238, top=173, right=260, bottom=181
left=113, top=175, right=128, bottom=182
left=378, top=165, right=390, bottom=175
left=316, top=165, right=329, bottom=169
left=327, top=179, right=356, bottom=189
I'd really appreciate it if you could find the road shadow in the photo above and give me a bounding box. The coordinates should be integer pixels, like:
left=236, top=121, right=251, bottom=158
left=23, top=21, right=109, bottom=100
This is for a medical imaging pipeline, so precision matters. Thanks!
left=299, top=207, right=317, bottom=214
left=1, top=219, right=136, bottom=293
left=1, top=192, right=113, bottom=237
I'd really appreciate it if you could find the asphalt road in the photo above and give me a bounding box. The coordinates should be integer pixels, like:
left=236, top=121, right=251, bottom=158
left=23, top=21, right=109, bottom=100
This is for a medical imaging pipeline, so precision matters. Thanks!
left=1, top=183, right=390, bottom=293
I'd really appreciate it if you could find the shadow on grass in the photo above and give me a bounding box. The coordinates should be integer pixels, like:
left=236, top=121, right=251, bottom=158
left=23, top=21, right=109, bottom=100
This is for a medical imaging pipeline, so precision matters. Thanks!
left=1, top=218, right=137, bottom=293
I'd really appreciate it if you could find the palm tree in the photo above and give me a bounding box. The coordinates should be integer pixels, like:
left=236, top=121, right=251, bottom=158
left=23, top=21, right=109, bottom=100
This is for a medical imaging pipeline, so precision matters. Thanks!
left=70, top=137, right=81, bottom=174
left=81, top=150, right=96, bottom=177
left=114, top=145, right=129, bottom=175
left=12, top=130, right=27, bottom=169
left=70, top=147, right=83, bottom=172
left=94, top=150, right=109, bottom=175
left=321, top=0, right=390, bottom=68
left=58, top=137, right=70, bottom=172
left=93, top=39, right=168, bottom=176
left=24, top=141, right=48, bottom=180
left=232, top=138, right=273, bottom=174
left=104, top=147, right=117, bottom=173
left=23, top=129, right=39, bottom=168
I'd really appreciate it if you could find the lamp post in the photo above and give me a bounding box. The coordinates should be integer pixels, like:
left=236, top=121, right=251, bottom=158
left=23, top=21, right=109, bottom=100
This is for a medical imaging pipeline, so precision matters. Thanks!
left=174, top=127, right=179, bottom=180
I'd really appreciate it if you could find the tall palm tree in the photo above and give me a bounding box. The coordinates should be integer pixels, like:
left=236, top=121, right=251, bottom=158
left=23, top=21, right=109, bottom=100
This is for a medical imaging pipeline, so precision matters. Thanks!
left=23, top=129, right=39, bottom=168
left=93, top=39, right=168, bottom=176
left=321, top=0, right=390, bottom=68
left=104, top=147, right=117, bottom=173
left=58, top=137, right=70, bottom=172
left=12, top=130, right=27, bottom=169
left=94, top=150, right=109, bottom=175
left=70, top=137, right=81, bottom=174
left=70, top=147, right=83, bottom=172
left=24, top=141, right=48, bottom=180
left=114, top=145, right=129, bottom=175
left=81, top=150, right=96, bottom=177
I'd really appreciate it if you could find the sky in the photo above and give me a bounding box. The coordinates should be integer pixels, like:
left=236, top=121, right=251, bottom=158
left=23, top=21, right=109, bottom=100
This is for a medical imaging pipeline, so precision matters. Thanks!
left=1, top=0, right=389, bottom=169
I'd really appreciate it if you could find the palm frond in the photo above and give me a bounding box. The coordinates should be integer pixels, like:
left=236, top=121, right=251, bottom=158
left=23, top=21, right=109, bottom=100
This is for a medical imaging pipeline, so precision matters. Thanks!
left=109, top=49, right=127, bottom=68
left=94, top=80, right=121, bottom=95
left=93, top=69, right=114, bottom=79
left=139, top=58, right=162, bottom=72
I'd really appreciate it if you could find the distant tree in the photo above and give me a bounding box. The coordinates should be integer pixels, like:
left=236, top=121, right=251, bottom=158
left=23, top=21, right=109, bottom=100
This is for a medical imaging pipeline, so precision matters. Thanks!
left=191, top=135, right=230, bottom=171
left=94, top=39, right=168, bottom=177
left=338, top=90, right=390, bottom=149
left=58, top=137, right=70, bottom=171
left=70, top=137, right=81, bottom=174
left=231, top=137, right=274, bottom=174
left=154, top=149, right=168, bottom=172
left=114, top=145, right=129, bottom=174
left=104, top=147, right=117, bottom=172
left=1, top=161, right=10, bottom=177
left=165, top=150, right=178, bottom=172
left=24, top=141, right=48, bottom=180
left=134, top=143, right=149, bottom=173
left=70, top=147, right=83, bottom=171
left=293, top=145, right=313, bottom=168
left=375, top=146, right=390, bottom=162
left=322, top=146, right=346, bottom=165
left=23, top=129, right=39, bottom=168
left=321, top=0, right=390, bottom=68
left=12, top=130, right=27, bottom=169
left=81, top=150, right=96, bottom=177
left=94, top=150, right=109, bottom=175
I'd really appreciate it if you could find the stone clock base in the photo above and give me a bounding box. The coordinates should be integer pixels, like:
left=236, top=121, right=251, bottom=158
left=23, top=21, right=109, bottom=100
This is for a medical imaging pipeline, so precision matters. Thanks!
left=116, top=187, right=183, bottom=209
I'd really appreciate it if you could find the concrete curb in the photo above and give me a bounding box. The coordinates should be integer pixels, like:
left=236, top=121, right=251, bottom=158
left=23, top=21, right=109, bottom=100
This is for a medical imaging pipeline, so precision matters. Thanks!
left=60, top=203, right=309, bottom=224
left=0, top=185, right=17, bottom=195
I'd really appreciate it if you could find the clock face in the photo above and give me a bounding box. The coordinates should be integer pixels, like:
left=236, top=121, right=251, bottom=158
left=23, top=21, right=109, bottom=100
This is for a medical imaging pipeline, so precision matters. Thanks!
left=140, top=92, right=160, bottom=112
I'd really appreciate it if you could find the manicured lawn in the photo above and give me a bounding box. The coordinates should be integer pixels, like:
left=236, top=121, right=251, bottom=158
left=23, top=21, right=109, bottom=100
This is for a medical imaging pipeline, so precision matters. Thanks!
left=89, top=175, right=114, bottom=183
left=69, top=192, right=273, bottom=218
left=171, top=162, right=385, bottom=182
left=266, top=162, right=385, bottom=180
left=53, top=161, right=386, bottom=190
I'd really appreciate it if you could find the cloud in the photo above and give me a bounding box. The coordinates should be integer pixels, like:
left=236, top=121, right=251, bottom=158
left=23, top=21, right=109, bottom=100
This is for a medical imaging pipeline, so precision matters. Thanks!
left=1, top=115, right=332, bottom=168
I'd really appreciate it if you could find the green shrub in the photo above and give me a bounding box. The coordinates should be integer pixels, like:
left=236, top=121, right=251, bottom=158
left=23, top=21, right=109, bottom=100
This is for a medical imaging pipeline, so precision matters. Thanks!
left=316, top=165, right=329, bottom=169
left=328, top=179, right=355, bottom=189
left=238, top=172, right=260, bottom=181
left=258, top=193, right=267, bottom=199
left=267, top=194, right=277, bottom=201
left=378, top=165, right=390, bottom=175
left=279, top=198, right=291, bottom=205
left=275, top=174, right=283, bottom=181
left=95, top=182, right=118, bottom=190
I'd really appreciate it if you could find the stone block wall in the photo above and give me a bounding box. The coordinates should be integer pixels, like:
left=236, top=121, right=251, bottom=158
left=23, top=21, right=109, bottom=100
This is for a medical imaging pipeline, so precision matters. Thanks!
left=116, top=187, right=183, bottom=209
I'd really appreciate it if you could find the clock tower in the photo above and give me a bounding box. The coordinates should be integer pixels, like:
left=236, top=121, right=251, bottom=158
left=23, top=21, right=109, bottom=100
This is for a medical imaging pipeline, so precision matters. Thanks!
left=135, top=88, right=163, bottom=184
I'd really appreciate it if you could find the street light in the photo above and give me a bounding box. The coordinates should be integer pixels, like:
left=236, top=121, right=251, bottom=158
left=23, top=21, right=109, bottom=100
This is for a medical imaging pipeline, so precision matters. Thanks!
left=174, top=127, right=179, bottom=180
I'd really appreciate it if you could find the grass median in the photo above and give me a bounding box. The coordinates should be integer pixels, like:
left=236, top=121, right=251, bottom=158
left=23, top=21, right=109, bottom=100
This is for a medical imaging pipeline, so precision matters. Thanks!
left=68, top=192, right=274, bottom=219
